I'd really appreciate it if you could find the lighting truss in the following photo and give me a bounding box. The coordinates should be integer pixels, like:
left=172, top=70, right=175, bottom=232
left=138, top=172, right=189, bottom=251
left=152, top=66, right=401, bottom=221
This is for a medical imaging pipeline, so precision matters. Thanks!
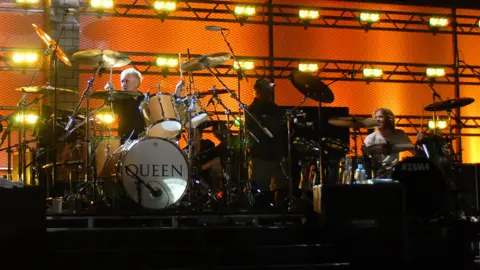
left=71, top=52, right=480, bottom=85
left=69, top=0, right=480, bottom=35
left=76, top=0, right=269, bottom=24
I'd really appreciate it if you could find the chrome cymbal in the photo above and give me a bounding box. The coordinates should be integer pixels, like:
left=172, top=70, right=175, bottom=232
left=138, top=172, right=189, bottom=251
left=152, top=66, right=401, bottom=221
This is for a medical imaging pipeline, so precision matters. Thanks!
left=16, top=85, right=77, bottom=94
left=90, top=90, right=142, bottom=100
left=72, top=49, right=131, bottom=68
left=180, top=53, right=231, bottom=72
left=328, top=117, right=379, bottom=129
left=32, top=24, right=71, bottom=67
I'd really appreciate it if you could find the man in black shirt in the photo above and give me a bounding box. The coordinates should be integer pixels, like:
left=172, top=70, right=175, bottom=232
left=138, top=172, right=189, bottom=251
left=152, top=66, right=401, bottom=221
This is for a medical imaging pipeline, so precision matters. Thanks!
left=245, top=78, right=288, bottom=207
left=112, top=68, right=146, bottom=144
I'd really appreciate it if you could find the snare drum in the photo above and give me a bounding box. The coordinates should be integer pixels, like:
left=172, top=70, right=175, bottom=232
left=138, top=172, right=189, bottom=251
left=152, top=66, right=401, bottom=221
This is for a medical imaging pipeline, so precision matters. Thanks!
left=141, top=92, right=182, bottom=139
left=101, top=137, right=189, bottom=210
left=178, top=94, right=208, bottom=128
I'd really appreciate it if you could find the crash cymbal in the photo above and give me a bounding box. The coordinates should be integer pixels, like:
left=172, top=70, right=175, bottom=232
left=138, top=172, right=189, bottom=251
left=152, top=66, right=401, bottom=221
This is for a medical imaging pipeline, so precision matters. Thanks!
left=90, top=90, right=142, bottom=100
left=328, top=117, right=379, bottom=129
left=424, top=97, right=475, bottom=112
left=180, top=52, right=231, bottom=72
left=72, top=49, right=131, bottom=68
left=16, top=85, right=77, bottom=94
left=289, top=71, right=334, bottom=103
left=32, top=24, right=71, bottom=67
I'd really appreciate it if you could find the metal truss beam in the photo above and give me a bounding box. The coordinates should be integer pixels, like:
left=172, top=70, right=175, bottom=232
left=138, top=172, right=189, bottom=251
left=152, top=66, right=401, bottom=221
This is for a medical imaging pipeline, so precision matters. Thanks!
left=71, top=52, right=480, bottom=85
left=69, top=0, right=480, bottom=36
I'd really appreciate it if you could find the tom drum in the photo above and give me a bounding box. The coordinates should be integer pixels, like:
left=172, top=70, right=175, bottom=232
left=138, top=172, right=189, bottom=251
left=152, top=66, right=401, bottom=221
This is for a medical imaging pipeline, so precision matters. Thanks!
left=141, top=92, right=182, bottom=139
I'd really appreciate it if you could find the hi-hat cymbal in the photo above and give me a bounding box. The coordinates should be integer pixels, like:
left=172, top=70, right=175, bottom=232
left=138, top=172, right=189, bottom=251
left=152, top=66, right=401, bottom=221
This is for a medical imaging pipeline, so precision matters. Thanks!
left=90, top=90, right=142, bottom=100
left=16, top=85, right=77, bottom=94
left=72, top=49, right=131, bottom=68
left=424, top=97, right=475, bottom=112
left=32, top=24, right=71, bottom=67
left=328, top=117, right=379, bottom=129
left=180, top=53, right=231, bottom=72
left=289, top=71, right=334, bottom=103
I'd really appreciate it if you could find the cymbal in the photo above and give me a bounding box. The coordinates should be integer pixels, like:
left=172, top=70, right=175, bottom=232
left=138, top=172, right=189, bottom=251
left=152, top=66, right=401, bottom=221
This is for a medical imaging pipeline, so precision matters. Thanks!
left=32, top=24, right=71, bottom=67
left=289, top=71, right=334, bottom=103
left=90, top=90, right=142, bottom=100
left=198, top=89, right=233, bottom=95
left=424, top=97, right=475, bottom=112
left=16, top=85, right=77, bottom=94
left=180, top=53, right=231, bottom=72
left=328, top=117, right=379, bottom=129
left=72, top=49, right=131, bottom=68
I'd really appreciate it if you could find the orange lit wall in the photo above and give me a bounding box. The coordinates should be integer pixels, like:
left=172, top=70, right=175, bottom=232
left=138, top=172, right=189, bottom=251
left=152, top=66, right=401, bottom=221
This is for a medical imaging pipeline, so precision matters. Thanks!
left=1, top=0, right=480, bottom=170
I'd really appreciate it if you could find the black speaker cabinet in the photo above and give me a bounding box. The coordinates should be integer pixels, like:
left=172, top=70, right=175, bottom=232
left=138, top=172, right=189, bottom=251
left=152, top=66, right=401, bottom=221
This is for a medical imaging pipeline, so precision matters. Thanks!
left=455, top=163, right=480, bottom=215
left=321, top=184, right=407, bottom=259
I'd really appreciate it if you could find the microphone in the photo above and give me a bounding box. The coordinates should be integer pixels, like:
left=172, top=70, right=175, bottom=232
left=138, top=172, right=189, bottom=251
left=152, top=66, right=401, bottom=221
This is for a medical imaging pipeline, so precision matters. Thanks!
left=206, top=85, right=217, bottom=107
left=205, top=25, right=229, bottom=31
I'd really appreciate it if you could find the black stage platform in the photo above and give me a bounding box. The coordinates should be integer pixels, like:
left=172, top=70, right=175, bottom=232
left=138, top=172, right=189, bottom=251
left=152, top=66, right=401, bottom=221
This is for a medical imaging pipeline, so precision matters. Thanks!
left=1, top=186, right=479, bottom=269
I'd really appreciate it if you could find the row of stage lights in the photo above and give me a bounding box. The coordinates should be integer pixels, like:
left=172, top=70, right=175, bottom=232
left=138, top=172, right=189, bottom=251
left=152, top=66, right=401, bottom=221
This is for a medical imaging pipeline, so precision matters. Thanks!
left=10, top=53, right=448, bottom=79
left=13, top=0, right=479, bottom=29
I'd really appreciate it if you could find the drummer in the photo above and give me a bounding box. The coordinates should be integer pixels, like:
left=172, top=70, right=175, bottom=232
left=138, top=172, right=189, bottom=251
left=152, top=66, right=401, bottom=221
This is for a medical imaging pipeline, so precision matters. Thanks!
left=112, top=68, right=146, bottom=144
left=363, top=108, right=415, bottom=179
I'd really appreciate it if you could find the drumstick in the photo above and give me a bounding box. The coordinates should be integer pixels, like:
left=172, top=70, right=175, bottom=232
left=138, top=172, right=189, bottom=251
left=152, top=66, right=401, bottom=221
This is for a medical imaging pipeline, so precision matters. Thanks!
left=179, top=53, right=183, bottom=82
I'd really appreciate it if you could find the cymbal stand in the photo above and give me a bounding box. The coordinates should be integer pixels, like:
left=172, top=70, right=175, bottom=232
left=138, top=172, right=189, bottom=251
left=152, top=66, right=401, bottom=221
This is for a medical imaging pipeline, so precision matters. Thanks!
left=15, top=34, right=52, bottom=185
left=316, top=101, right=325, bottom=185
left=209, top=90, right=234, bottom=206
left=201, top=64, right=273, bottom=206
left=281, top=96, right=307, bottom=211
left=64, top=65, right=102, bottom=202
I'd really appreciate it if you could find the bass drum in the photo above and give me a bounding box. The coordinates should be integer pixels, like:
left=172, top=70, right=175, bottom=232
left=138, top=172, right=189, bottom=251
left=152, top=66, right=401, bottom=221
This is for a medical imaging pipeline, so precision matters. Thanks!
left=101, top=137, right=189, bottom=210
left=391, top=157, right=449, bottom=219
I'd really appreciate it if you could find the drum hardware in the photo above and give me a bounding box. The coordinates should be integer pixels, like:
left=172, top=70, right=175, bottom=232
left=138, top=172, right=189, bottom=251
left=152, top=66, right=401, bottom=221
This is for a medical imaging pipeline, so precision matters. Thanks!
left=289, top=71, right=335, bottom=188
left=181, top=53, right=274, bottom=207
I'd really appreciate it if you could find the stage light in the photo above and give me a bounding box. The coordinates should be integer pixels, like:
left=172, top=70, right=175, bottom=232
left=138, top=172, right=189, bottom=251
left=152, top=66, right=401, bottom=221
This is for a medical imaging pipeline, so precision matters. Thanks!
left=360, top=12, right=380, bottom=23
left=155, top=57, right=178, bottom=68
left=429, top=17, right=449, bottom=28
left=90, top=0, right=114, bottom=10
left=426, top=68, right=445, bottom=77
left=15, top=0, right=39, bottom=8
left=233, top=116, right=243, bottom=127
left=12, top=51, right=38, bottom=64
left=428, top=120, right=447, bottom=130
left=153, top=1, right=176, bottom=11
left=362, top=68, right=383, bottom=78
left=233, top=61, right=254, bottom=71
left=14, top=113, right=38, bottom=125
left=299, top=10, right=319, bottom=20
left=299, top=63, right=318, bottom=72
left=96, top=111, right=116, bottom=124
left=234, top=6, right=256, bottom=17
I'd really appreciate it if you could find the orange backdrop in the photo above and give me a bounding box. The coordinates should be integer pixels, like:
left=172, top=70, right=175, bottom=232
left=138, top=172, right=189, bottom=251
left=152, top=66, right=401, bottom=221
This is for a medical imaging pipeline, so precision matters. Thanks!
left=1, top=0, right=480, bottom=172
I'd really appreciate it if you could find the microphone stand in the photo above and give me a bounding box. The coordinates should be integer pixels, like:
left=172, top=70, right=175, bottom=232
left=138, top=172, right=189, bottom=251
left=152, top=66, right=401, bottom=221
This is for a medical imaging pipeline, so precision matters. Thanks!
left=218, top=29, right=250, bottom=202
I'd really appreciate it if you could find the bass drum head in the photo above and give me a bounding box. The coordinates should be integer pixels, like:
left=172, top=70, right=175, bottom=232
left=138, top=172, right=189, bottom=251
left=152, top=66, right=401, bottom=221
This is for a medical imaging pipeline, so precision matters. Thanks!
left=391, top=157, right=448, bottom=219
left=121, top=137, right=189, bottom=210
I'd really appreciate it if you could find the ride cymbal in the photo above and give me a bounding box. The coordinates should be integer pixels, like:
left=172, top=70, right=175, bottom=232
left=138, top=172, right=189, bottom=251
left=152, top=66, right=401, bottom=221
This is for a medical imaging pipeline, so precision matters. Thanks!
left=72, top=49, right=131, bottom=68
left=328, top=117, right=379, bottom=129
left=180, top=53, right=231, bottom=72
left=32, top=24, right=71, bottom=66
left=289, top=71, right=334, bottom=103
left=90, top=90, right=142, bottom=100
left=424, top=97, right=475, bottom=112
left=16, top=85, right=77, bottom=94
